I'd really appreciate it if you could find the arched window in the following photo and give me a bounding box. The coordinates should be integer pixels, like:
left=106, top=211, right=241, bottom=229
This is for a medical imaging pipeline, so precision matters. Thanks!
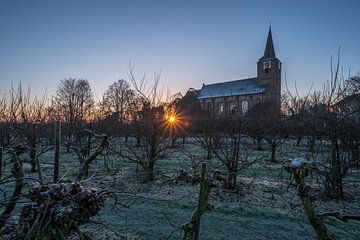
left=241, top=100, right=249, bottom=114
left=207, top=102, right=212, bottom=111
left=218, top=102, right=224, bottom=114
left=249, top=96, right=253, bottom=104
left=229, top=102, right=237, bottom=114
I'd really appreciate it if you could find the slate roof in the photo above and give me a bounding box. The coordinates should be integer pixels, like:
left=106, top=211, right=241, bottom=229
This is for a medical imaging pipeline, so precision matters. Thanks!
left=197, top=77, right=266, bottom=99
left=259, top=27, right=276, bottom=61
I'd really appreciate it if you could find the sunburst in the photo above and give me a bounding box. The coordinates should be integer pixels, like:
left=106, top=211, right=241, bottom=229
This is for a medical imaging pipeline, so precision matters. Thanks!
left=163, top=110, right=186, bottom=134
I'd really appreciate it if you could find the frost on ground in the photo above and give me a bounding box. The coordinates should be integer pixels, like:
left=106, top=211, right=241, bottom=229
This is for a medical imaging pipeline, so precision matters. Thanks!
left=1, top=139, right=360, bottom=239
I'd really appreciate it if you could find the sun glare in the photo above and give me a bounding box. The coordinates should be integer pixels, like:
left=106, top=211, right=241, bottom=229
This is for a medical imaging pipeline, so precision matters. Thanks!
left=163, top=110, right=187, bottom=133
left=169, top=116, right=176, bottom=123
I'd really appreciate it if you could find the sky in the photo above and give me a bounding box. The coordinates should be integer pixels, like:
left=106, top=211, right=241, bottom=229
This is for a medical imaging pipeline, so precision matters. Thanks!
left=0, top=0, right=359, bottom=99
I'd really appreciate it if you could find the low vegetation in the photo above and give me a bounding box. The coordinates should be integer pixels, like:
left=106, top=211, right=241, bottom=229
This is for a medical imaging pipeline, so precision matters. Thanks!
left=0, top=68, right=359, bottom=239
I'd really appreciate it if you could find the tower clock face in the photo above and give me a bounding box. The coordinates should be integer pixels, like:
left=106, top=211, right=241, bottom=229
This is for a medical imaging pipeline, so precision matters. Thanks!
left=263, top=61, right=271, bottom=69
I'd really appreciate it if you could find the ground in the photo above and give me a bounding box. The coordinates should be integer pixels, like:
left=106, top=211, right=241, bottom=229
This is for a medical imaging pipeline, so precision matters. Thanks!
left=1, top=138, right=360, bottom=239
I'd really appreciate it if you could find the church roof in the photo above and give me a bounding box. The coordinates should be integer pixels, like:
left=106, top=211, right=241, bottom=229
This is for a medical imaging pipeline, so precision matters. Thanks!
left=259, top=27, right=276, bottom=61
left=197, top=77, right=266, bottom=99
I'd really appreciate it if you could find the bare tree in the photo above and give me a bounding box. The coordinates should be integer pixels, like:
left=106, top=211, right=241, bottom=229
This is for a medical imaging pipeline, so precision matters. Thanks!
left=121, top=105, right=173, bottom=181
left=53, top=78, right=94, bottom=151
left=120, top=64, right=174, bottom=181
left=0, top=91, right=12, bottom=147
left=283, top=81, right=313, bottom=146
left=316, top=53, right=349, bottom=199
left=264, top=115, right=286, bottom=163
left=71, top=130, right=109, bottom=181
left=6, top=83, right=49, bottom=172
left=293, top=51, right=356, bottom=199
left=245, top=101, right=285, bottom=160
left=211, top=119, right=259, bottom=190
left=282, top=52, right=359, bottom=201
left=245, top=102, right=269, bottom=151
left=101, top=79, right=134, bottom=123
left=341, top=75, right=360, bottom=166
left=53, top=78, right=94, bottom=123
left=194, top=117, right=217, bottom=160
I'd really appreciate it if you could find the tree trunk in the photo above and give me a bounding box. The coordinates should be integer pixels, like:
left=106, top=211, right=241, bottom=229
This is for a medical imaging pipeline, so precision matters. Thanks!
left=77, top=135, right=109, bottom=181
left=285, top=164, right=335, bottom=240
left=29, top=124, right=37, bottom=172
left=0, top=147, right=3, bottom=181
left=136, top=136, right=141, bottom=147
left=207, top=137, right=212, bottom=160
left=0, top=147, right=26, bottom=229
left=66, top=140, right=71, bottom=153
left=271, top=142, right=276, bottom=162
left=54, top=120, right=61, bottom=183
left=35, top=157, right=43, bottom=182
left=86, top=131, right=91, bottom=157
left=296, top=136, right=301, bottom=147
left=309, top=136, right=316, bottom=152
left=351, top=148, right=359, bottom=168
left=145, top=125, right=158, bottom=182
left=257, top=138, right=262, bottom=150
left=328, top=138, right=343, bottom=199
left=225, top=166, right=237, bottom=190
left=171, top=136, right=176, bottom=148
left=145, top=160, right=155, bottom=182
left=183, top=163, right=213, bottom=240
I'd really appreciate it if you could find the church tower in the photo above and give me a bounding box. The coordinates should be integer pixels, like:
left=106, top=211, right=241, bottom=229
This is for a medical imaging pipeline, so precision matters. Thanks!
left=257, top=27, right=281, bottom=111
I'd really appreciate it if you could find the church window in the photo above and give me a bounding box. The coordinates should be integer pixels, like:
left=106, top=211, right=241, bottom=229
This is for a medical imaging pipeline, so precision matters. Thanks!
left=241, top=100, right=249, bottom=114
left=207, top=102, right=211, bottom=111
left=218, top=102, right=224, bottom=114
left=230, top=102, right=237, bottom=114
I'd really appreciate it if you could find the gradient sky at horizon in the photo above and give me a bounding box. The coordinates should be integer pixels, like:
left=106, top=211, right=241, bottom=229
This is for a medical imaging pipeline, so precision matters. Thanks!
left=1, top=0, right=359, bottom=99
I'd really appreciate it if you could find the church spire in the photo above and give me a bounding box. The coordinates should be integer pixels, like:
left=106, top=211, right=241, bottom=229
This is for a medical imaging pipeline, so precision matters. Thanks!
left=261, top=26, right=276, bottom=59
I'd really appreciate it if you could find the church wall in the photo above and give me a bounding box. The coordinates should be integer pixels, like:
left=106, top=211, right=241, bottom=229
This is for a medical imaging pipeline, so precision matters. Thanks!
left=199, top=93, right=264, bottom=118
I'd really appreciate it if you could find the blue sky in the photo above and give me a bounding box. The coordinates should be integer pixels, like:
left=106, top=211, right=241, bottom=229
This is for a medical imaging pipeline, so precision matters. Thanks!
left=0, top=0, right=359, bottom=98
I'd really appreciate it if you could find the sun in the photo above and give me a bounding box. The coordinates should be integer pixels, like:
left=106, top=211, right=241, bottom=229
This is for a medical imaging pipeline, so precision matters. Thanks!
left=163, top=111, right=183, bottom=131
left=168, top=116, right=176, bottom=124
left=163, top=109, right=187, bottom=133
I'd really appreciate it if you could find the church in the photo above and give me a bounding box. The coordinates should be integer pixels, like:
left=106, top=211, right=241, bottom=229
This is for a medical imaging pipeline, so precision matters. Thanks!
left=197, top=28, right=281, bottom=117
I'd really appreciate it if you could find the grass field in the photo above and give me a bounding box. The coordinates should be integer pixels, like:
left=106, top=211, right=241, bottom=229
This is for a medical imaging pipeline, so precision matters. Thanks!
left=1, top=138, right=360, bottom=239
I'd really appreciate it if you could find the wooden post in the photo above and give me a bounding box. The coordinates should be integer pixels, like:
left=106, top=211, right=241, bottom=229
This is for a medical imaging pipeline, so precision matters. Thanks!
left=0, top=147, right=3, bottom=180
left=54, top=120, right=61, bottom=182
